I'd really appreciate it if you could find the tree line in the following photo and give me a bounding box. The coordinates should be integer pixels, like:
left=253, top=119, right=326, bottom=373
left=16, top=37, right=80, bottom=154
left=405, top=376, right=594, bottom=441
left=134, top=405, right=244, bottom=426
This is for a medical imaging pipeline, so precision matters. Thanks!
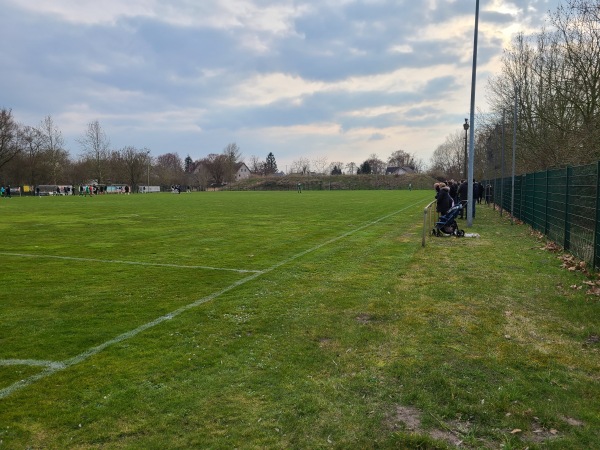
left=0, top=112, right=269, bottom=190
left=0, top=106, right=424, bottom=190
left=429, top=0, right=600, bottom=181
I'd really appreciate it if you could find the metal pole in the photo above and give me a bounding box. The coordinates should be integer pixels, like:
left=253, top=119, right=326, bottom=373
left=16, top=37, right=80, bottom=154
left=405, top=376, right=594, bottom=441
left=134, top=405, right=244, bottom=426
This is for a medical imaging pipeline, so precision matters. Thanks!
left=463, top=120, right=468, bottom=179
left=500, top=110, right=505, bottom=216
left=493, top=124, right=499, bottom=207
left=511, top=86, right=519, bottom=224
left=467, top=0, right=480, bottom=227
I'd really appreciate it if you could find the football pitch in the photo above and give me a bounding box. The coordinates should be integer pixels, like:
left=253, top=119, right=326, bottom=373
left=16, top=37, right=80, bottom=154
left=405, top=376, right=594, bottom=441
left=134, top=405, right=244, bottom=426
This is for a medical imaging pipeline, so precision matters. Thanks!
left=1, top=190, right=433, bottom=447
left=1, top=190, right=599, bottom=449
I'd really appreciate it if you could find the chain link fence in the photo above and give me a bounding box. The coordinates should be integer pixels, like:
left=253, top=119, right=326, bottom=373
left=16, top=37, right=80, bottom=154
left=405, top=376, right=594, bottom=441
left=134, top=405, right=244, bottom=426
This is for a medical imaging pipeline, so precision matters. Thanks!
left=485, top=161, right=600, bottom=269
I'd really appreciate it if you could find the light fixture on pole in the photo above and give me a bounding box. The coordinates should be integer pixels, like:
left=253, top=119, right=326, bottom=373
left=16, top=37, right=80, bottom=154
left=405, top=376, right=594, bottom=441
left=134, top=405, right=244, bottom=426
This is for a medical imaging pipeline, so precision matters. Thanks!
left=463, top=118, right=469, bottom=179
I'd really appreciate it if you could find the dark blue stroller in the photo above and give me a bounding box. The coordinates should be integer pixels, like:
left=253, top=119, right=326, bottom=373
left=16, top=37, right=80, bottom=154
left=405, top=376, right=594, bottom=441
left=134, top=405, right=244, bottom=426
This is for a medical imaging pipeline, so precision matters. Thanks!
left=432, top=203, right=465, bottom=237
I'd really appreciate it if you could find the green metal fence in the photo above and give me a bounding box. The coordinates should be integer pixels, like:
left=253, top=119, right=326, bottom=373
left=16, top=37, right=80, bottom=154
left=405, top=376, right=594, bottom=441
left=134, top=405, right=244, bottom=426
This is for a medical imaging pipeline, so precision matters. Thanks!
left=486, top=161, right=600, bottom=269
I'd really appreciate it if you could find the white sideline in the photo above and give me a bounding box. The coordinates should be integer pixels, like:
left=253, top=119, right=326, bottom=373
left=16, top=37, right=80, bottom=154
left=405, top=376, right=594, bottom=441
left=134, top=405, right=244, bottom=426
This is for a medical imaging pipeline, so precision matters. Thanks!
left=0, top=199, right=425, bottom=400
left=0, top=252, right=262, bottom=274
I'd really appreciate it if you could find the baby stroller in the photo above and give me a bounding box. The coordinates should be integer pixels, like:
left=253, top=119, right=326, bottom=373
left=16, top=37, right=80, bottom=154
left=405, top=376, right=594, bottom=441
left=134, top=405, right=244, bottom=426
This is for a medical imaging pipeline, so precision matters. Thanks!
left=432, top=203, right=465, bottom=237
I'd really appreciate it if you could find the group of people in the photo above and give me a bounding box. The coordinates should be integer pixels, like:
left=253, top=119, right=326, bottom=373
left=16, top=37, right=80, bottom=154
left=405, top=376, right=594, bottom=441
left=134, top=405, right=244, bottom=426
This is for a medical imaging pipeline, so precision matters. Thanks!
left=79, top=185, right=97, bottom=196
left=1, top=185, right=11, bottom=198
left=434, top=179, right=489, bottom=219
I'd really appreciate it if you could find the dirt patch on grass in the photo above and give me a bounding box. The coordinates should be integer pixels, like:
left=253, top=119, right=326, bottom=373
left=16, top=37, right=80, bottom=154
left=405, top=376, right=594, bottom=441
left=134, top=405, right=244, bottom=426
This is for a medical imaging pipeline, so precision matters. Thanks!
left=389, top=405, right=421, bottom=431
left=385, top=405, right=465, bottom=447
left=318, top=337, right=333, bottom=348
left=562, top=416, right=584, bottom=427
left=584, top=334, right=599, bottom=346
left=523, top=420, right=560, bottom=444
left=356, top=314, right=373, bottom=325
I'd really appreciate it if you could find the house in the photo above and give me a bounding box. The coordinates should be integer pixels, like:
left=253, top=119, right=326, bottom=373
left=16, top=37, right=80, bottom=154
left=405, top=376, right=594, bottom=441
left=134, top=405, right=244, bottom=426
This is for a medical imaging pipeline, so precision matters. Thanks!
left=233, top=162, right=251, bottom=181
left=192, top=161, right=252, bottom=184
left=386, top=166, right=416, bottom=175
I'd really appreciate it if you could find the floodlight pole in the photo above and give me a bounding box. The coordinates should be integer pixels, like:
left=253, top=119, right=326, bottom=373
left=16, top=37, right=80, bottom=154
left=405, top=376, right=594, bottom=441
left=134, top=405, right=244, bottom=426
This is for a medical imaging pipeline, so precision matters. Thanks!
left=467, top=0, right=480, bottom=228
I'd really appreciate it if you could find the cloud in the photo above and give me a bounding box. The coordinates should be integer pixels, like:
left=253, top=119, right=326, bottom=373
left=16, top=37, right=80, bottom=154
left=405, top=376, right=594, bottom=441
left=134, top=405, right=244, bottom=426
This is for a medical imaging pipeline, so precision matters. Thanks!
left=0, top=0, right=563, bottom=170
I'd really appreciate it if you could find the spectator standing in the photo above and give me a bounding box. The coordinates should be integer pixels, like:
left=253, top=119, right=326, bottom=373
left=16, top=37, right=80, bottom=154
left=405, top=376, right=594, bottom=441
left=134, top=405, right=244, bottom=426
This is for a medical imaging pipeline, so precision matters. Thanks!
left=472, top=181, right=478, bottom=219
left=449, top=180, right=458, bottom=205
left=485, top=184, right=493, bottom=204
left=436, top=183, right=453, bottom=216
left=477, top=181, right=484, bottom=204
left=457, top=180, right=468, bottom=219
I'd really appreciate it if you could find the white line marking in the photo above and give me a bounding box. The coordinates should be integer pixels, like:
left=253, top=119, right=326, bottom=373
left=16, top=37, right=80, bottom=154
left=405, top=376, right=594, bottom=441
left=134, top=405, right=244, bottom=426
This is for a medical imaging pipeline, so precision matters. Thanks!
left=0, top=200, right=425, bottom=400
left=0, top=252, right=262, bottom=274
left=0, top=359, right=66, bottom=370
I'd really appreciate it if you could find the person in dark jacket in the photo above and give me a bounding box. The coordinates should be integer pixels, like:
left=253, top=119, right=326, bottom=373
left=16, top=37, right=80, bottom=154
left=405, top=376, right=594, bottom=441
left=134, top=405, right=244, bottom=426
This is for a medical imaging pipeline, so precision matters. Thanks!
left=436, top=183, right=453, bottom=216
left=449, top=180, right=458, bottom=205
left=457, top=180, right=468, bottom=218
left=477, top=181, right=484, bottom=204
left=485, top=183, right=493, bottom=204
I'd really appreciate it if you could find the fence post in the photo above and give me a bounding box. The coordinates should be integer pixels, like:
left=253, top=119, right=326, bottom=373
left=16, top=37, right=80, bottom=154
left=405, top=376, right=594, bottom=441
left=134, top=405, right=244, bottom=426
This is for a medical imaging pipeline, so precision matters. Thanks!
left=519, top=174, right=525, bottom=219
left=594, top=161, right=600, bottom=269
left=422, top=201, right=433, bottom=247
left=545, top=169, right=550, bottom=235
left=564, top=167, right=571, bottom=251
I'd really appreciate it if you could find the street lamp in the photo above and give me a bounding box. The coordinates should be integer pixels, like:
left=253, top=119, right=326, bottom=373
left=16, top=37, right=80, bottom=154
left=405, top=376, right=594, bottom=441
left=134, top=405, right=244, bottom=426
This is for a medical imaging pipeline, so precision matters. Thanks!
left=463, top=118, right=469, bottom=179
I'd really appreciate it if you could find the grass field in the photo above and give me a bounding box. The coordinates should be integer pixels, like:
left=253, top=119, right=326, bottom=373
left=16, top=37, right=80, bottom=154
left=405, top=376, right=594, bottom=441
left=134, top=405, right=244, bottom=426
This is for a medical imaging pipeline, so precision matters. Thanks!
left=0, top=190, right=599, bottom=449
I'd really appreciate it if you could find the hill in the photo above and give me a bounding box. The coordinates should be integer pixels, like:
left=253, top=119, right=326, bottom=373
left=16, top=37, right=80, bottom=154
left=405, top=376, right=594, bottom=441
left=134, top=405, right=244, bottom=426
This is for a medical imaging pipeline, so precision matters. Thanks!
left=226, top=173, right=436, bottom=191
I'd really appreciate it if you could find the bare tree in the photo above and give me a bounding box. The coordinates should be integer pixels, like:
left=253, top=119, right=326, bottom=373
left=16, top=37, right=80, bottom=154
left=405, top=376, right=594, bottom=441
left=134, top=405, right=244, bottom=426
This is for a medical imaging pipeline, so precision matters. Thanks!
left=18, top=125, right=45, bottom=185
left=200, top=153, right=228, bottom=185
left=78, top=120, right=110, bottom=183
left=39, top=116, right=68, bottom=184
left=367, top=153, right=386, bottom=174
left=429, top=132, right=464, bottom=180
left=312, top=156, right=328, bottom=175
left=191, top=164, right=211, bottom=190
left=119, top=146, right=149, bottom=190
left=223, top=142, right=242, bottom=182
left=248, top=155, right=263, bottom=174
left=291, top=157, right=311, bottom=174
left=485, top=0, right=600, bottom=172
left=155, top=152, right=184, bottom=186
left=551, top=0, right=600, bottom=161
left=345, top=161, right=357, bottom=175
left=388, top=149, right=421, bottom=171
left=0, top=109, right=21, bottom=171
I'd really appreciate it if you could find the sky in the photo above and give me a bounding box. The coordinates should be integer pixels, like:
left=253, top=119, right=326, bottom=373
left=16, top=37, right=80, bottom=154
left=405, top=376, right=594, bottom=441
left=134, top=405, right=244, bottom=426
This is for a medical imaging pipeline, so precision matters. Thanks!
left=0, top=0, right=562, bottom=173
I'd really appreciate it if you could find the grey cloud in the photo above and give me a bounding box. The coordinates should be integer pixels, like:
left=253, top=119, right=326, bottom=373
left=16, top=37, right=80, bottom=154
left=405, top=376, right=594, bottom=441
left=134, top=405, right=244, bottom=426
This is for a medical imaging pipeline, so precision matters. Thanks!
left=0, top=0, right=563, bottom=166
left=368, top=133, right=387, bottom=141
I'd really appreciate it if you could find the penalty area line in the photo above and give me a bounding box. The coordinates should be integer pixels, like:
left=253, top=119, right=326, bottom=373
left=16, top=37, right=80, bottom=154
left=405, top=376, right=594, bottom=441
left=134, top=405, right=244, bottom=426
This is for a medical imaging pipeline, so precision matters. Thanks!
left=0, top=200, right=423, bottom=400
